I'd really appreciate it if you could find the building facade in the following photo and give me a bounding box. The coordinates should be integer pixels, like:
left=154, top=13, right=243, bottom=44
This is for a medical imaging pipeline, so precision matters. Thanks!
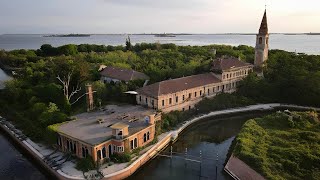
left=136, top=58, right=253, bottom=112
left=254, top=10, right=269, bottom=69
left=56, top=105, right=161, bottom=163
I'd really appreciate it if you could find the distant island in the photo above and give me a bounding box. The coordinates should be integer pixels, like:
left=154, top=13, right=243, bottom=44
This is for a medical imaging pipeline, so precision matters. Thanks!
left=154, top=33, right=176, bottom=37
left=43, top=34, right=91, bottom=37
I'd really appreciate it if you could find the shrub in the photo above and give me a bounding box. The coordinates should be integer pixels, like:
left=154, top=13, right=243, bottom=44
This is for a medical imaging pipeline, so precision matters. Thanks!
left=75, top=156, right=95, bottom=172
left=110, top=153, right=131, bottom=163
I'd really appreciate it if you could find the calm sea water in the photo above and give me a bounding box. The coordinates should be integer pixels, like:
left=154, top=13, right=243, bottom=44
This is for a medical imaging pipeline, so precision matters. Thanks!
left=1, top=34, right=320, bottom=55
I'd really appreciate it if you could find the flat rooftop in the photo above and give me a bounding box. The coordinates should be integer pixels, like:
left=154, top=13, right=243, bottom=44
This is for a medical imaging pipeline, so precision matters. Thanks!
left=58, top=105, right=156, bottom=146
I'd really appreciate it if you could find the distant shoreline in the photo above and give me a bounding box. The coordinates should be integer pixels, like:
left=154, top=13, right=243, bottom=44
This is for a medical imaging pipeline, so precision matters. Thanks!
left=2, top=33, right=320, bottom=36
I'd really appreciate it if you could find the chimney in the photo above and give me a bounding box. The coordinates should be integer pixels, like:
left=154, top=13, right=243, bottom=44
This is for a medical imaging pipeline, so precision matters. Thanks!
left=86, top=84, right=94, bottom=112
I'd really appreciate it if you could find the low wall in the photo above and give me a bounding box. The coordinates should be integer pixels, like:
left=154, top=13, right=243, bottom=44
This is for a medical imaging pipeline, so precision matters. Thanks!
left=103, top=133, right=172, bottom=180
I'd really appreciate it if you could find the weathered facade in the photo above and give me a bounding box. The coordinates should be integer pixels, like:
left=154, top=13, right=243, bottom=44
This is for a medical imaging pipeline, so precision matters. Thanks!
left=56, top=105, right=161, bottom=163
left=136, top=58, right=253, bottom=112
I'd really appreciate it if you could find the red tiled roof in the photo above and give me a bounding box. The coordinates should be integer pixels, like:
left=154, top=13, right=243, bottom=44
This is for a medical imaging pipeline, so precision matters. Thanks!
left=212, top=57, right=252, bottom=71
left=136, top=73, right=221, bottom=98
left=100, top=66, right=149, bottom=82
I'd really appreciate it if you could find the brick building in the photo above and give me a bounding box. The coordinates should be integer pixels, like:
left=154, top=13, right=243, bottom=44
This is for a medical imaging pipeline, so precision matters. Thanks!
left=136, top=57, right=254, bottom=112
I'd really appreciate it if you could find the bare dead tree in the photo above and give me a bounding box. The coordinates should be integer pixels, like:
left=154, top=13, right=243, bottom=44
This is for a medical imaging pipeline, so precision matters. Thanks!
left=56, top=71, right=81, bottom=105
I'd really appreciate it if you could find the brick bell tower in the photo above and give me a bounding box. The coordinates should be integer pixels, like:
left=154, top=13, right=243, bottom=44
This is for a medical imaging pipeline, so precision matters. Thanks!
left=254, top=9, right=269, bottom=71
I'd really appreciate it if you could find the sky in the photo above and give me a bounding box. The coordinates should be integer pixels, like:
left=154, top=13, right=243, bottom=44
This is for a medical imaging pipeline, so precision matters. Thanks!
left=1, top=0, right=320, bottom=34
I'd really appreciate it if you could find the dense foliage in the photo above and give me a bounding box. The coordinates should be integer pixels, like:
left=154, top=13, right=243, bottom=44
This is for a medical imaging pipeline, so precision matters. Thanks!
left=233, top=111, right=320, bottom=179
left=1, top=43, right=320, bottom=143
left=237, top=50, right=320, bottom=106
left=159, top=93, right=255, bottom=132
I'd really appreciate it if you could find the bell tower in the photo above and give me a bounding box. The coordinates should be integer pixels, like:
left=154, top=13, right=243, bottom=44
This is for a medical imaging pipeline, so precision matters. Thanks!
left=254, top=9, right=269, bottom=70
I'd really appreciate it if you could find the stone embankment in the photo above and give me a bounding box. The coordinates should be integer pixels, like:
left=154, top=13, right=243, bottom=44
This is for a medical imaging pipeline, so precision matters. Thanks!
left=0, top=104, right=318, bottom=180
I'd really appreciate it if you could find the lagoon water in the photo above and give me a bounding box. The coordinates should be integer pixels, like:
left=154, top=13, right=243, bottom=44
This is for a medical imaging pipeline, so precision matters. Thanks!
left=128, top=113, right=269, bottom=180
left=1, top=34, right=320, bottom=55
left=0, top=133, right=47, bottom=180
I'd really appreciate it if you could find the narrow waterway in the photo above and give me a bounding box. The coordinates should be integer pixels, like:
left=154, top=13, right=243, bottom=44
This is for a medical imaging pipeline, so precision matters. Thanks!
left=128, top=112, right=271, bottom=180
left=0, top=132, right=47, bottom=180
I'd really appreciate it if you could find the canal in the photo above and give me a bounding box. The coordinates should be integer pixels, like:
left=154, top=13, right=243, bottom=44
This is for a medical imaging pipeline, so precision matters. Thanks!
left=128, top=112, right=271, bottom=180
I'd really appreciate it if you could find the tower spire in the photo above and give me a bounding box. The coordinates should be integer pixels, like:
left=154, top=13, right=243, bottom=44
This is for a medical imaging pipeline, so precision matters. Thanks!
left=259, top=9, right=268, bottom=35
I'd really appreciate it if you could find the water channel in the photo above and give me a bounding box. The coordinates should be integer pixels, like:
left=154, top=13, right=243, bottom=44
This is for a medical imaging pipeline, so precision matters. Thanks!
left=128, top=112, right=271, bottom=180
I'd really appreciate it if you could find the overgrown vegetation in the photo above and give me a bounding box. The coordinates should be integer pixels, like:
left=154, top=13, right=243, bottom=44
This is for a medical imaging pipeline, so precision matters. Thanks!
left=0, top=43, right=320, bottom=144
left=159, top=93, right=255, bottom=132
left=233, top=111, right=320, bottom=180
left=75, top=155, right=96, bottom=172
left=110, top=153, right=131, bottom=163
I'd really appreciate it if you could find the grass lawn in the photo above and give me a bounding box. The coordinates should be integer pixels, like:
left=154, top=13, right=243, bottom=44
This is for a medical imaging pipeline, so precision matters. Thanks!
left=233, top=111, right=320, bottom=180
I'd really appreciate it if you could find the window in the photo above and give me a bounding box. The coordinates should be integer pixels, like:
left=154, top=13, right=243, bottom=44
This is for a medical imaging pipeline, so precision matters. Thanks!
left=194, top=92, right=197, bottom=97
left=139, top=96, right=142, bottom=102
left=151, top=100, right=154, bottom=106
left=223, top=75, right=225, bottom=79
left=207, top=89, right=210, bottom=95
left=130, top=138, right=138, bottom=149
left=145, top=98, right=148, bottom=104
left=189, top=93, right=191, bottom=98
left=227, top=74, right=229, bottom=78
left=134, top=138, right=138, bottom=148
left=97, top=150, right=101, bottom=160
left=200, top=90, right=202, bottom=96
left=147, top=132, right=150, bottom=141
left=117, top=146, right=124, bottom=152
left=102, top=147, right=106, bottom=158
left=259, top=37, right=262, bottom=44
left=169, top=98, right=172, bottom=104
left=176, top=96, right=178, bottom=103
left=162, top=100, right=165, bottom=106
left=183, top=95, right=185, bottom=101
left=189, top=106, right=191, bottom=110
left=217, top=86, right=220, bottom=91
left=144, top=133, right=147, bottom=142
left=182, top=108, right=185, bottom=111
left=113, top=145, right=116, bottom=152
left=213, top=87, right=215, bottom=93
left=245, top=70, right=247, bottom=75
left=130, top=140, right=134, bottom=150
left=233, top=73, right=235, bottom=77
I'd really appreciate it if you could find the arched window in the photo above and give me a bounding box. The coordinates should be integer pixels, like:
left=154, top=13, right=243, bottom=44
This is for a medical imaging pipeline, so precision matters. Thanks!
left=147, top=132, right=150, bottom=141
left=134, top=138, right=138, bottom=148
left=85, top=148, right=89, bottom=157
left=82, top=147, right=86, bottom=157
left=73, top=143, right=77, bottom=154
left=97, top=150, right=101, bottom=160
left=66, top=140, right=70, bottom=151
left=144, top=133, right=147, bottom=142
left=102, top=147, right=107, bottom=158
left=259, top=37, right=262, bottom=44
